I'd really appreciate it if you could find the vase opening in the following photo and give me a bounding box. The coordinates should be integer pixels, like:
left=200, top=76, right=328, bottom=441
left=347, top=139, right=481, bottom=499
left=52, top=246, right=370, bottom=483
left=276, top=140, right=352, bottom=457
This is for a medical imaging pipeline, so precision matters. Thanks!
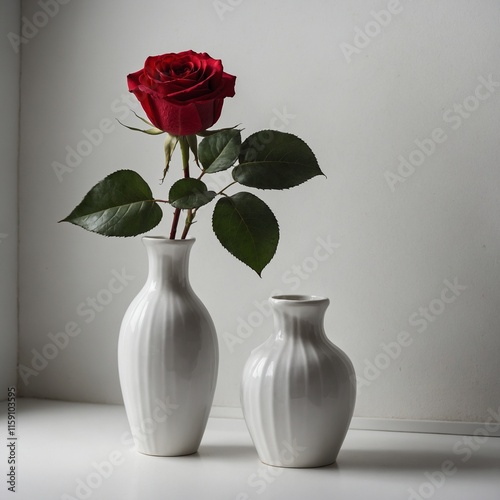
left=271, top=294, right=328, bottom=302
left=142, top=236, right=196, bottom=243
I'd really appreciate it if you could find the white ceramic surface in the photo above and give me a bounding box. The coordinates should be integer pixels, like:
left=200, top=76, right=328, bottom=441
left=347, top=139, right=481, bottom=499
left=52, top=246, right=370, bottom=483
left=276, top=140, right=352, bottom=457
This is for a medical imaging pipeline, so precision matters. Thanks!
left=118, top=237, right=218, bottom=456
left=241, top=295, right=356, bottom=467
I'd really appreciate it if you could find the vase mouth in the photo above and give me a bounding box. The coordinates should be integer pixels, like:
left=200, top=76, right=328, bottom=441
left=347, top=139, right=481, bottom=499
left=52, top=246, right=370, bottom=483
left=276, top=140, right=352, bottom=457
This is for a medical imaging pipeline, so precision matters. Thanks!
left=271, top=294, right=328, bottom=304
left=142, top=236, right=195, bottom=244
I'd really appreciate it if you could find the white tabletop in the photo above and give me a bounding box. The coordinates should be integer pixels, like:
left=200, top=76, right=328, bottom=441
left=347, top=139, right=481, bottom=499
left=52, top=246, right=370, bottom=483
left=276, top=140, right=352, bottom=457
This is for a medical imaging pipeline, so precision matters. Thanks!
left=1, top=398, right=499, bottom=500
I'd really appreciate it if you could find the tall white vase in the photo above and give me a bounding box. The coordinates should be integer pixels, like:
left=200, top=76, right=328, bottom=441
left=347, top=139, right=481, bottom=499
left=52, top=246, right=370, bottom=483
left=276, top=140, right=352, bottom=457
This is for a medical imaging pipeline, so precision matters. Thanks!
left=241, top=295, right=356, bottom=468
left=118, top=237, right=218, bottom=456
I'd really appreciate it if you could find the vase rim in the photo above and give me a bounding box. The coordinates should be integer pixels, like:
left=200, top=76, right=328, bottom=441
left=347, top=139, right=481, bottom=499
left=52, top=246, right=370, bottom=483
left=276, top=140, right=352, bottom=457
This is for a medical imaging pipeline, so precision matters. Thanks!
left=270, top=294, right=328, bottom=304
left=142, top=236, right=196, bottom=243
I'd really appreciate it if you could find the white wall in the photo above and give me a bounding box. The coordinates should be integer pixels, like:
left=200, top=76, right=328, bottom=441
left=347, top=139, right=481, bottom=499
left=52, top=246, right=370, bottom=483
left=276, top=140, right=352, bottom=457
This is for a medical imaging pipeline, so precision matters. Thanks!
left=18, top=0, right=500, bottom=423
left=0, top=1, right=20, bottom=400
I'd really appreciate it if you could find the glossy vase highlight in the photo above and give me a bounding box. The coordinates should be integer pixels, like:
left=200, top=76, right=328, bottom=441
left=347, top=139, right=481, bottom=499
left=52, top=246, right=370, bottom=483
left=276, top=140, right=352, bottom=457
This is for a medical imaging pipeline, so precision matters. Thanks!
left=118, top=237, right=218, bottom=456
left=241, top=295, right=356, bottom=467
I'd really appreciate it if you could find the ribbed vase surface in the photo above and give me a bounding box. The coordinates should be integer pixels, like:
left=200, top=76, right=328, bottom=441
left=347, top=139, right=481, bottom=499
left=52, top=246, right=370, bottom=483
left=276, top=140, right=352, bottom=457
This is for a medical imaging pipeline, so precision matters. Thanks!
left=241, top=295, right=356, bottom=467
left=118, top=237, right=218, bottom=456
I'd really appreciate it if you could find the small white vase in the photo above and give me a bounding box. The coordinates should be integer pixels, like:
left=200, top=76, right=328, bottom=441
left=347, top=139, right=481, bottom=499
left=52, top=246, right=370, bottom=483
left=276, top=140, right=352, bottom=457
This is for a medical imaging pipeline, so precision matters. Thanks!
left=241, top=295, right=356, bottom=467
left=118, top=237, right=218, bottom=456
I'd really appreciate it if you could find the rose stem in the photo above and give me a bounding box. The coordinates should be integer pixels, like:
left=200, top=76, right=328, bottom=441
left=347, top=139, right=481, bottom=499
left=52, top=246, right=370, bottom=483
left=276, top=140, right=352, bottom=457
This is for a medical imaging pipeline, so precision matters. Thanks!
left=169, top=209, right=181, bottom=239
left=179, top=136, right=195, bottom=240
left=169, top=136, right=191, bottom=240
left=181, top=209, right=196, bottom=239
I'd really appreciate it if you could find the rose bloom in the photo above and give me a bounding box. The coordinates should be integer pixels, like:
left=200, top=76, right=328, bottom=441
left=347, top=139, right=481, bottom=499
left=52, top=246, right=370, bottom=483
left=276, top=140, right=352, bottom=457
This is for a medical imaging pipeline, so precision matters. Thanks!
left=127, top=50, right=236, bottom=136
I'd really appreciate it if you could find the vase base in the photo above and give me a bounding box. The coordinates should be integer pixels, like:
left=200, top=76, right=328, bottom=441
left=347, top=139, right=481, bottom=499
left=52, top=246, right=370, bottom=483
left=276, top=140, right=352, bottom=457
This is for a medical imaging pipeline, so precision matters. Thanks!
left=135, top=448, right=199, bottom=457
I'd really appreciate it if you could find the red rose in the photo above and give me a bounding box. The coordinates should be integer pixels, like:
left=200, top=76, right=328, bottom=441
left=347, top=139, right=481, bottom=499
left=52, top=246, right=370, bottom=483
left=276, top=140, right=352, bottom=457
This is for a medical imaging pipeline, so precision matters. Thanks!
left=127, top=50, right=236, bottom=136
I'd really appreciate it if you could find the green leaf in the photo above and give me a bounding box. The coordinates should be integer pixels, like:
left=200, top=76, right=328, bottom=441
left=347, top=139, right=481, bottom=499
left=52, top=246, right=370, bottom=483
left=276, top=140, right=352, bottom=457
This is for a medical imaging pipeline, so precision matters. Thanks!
left=186, top=134, right=199, bottom=165
left=233, top=130, right=324, bottom=189
left=169, top=178, right=216, bottom=209
left=161, top=134, right=179, bottom=183
left=212, top=192, right=279, bottom=276
left=199, top=129, right=241, bottom=173
left=60, top=170, right=162, bottom=237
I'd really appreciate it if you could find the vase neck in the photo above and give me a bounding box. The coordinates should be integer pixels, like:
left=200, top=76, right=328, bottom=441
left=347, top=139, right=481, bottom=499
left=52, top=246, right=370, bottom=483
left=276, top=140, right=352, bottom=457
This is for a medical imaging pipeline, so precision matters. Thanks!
left=271, top=295, right=329, bottom=340
left=142, top=237, right=194, bottom=288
